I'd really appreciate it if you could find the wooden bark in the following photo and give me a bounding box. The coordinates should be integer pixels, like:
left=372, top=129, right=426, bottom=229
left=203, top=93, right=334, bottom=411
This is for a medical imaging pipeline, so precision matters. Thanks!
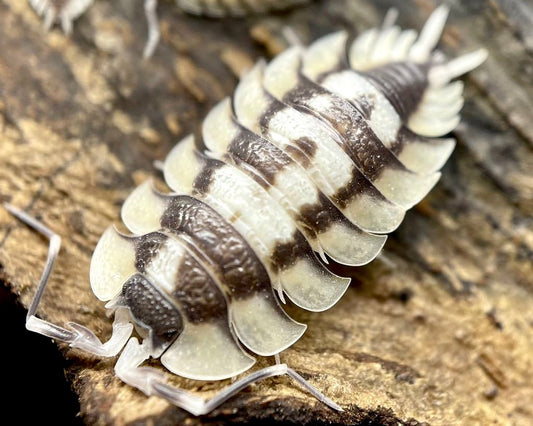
left=0, top=0, right=532, bottom=424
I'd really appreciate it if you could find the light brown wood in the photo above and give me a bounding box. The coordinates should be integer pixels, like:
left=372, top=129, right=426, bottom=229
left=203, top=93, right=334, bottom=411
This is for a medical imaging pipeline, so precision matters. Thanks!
left=0, top=0, right=531, bottom=424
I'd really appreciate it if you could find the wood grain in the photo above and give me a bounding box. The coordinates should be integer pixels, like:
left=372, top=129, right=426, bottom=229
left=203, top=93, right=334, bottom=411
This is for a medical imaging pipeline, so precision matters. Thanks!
left=0, top=0, right=532, bottom=424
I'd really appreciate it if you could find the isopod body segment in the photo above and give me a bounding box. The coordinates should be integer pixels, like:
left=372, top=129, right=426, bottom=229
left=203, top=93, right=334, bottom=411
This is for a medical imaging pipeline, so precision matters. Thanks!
left=7, top=4, right=487, bottom=416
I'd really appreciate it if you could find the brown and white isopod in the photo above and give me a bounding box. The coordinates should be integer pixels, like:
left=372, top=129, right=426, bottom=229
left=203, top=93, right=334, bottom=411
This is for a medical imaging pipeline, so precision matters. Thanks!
left=28, top=0, right=311, bottom=57
left=5, top=5, right=487, bottom=416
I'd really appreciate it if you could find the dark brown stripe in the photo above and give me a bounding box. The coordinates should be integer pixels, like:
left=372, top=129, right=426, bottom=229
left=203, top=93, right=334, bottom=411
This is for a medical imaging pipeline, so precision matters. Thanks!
left=122, top=273, right=183, bottom=349
left=192, top=152, right=224, bottom=195
left=135, top=232, right=168, bottom=273
left=160, top=195, right=273, bottom=299
left=133, top=231, right=228, bottom=324
left=270, top=231, right=320, bottom=271
left=258, top=82, right=390, bottom=212
left=293, top=136, right=317, bottom=159
left=171, top=145, right=322, bottom=278
left=257, top=90, right=320, bottom=169
left=258, top=89, right=287, bottom=134
left=361, top=62, right=429, bottom=120
left=331, top=166, right=385, bottom=209
left=225, top=154, right=271, bottom=189
left=226, top=124, right=362, bottom=236
left=173, top=251, right=228, bottom=323
left=284, top=144, right=312, bottom=168
left=299, top=193, right=349, bottom=233
left=284, top=74, right=404, bottom=181
left=228, top=126, right=291, bottom=184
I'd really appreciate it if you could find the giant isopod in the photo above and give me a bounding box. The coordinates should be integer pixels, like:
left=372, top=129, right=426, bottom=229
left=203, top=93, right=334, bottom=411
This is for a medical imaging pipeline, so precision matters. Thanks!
left=5, top=5, right=487, bottom=416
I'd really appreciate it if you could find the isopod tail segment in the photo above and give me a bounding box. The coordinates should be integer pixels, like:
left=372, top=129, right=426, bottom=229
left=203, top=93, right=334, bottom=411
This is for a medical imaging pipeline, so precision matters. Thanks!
left=347, top=4, right=488, bottom=137
left=3, top=202, right=343, bottom=415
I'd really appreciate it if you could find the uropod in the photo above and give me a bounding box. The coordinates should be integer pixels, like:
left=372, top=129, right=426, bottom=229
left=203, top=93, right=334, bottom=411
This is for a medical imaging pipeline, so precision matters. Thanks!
left=5, top=6, right=487, bottom=416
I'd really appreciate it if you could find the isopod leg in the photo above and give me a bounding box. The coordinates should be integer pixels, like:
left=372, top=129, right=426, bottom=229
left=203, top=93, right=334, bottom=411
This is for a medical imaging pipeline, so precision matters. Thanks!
left=116, top=337, right=342, bottom=415
left=3, top=203, right=133, bottom=357
left=285, top=367, right=343, bottom=411
left=282, top=26, right=304, bottom=47
left=143, top=0, right=160, bottom=58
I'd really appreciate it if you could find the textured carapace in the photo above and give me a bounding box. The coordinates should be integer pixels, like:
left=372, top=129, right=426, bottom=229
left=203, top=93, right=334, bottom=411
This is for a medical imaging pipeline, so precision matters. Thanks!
left=6, top=5, right=488, bottom=415
left=89, top=5, right=487, bottom=383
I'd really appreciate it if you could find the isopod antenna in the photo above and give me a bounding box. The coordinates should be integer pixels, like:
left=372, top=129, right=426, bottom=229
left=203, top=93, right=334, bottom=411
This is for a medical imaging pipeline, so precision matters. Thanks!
left=3, top=203, right=133, bottom=356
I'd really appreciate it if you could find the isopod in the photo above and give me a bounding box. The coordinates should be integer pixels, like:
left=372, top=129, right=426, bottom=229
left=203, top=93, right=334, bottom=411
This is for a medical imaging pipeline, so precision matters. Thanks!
left=5, top=5, right=487, bottom=416
left=28, top=0, right=310, bottom=57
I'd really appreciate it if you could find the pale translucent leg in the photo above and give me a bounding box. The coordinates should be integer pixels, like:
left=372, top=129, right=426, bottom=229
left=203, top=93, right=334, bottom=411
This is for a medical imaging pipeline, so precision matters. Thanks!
left=116, top=338, right=344, bottom=416
left=143, top=0, right=160, bottom=58
left=152, top=159, right=165, bottom=171
left=381, top=8, right=398, bottom=28
left=5, top=203, right=342, bottom=414
left=282, top=26, right=304, bottom=47
left=3, top=203, right=133, bottom=357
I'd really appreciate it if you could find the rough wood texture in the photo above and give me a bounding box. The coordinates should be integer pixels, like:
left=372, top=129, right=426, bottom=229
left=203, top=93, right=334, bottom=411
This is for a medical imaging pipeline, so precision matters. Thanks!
left=0, top=0, right=532, bottom=424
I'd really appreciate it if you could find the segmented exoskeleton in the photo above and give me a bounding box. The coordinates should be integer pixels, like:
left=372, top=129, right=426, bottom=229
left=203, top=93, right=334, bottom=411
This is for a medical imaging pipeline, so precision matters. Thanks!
left=28, top=0, right=310, bottom=57
left=7, top=6, right=487, bottom=416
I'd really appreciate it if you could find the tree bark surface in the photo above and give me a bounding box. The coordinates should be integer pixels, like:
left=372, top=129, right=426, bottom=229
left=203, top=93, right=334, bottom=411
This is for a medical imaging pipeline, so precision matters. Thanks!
left=0, top=0, right=532, bottom=424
